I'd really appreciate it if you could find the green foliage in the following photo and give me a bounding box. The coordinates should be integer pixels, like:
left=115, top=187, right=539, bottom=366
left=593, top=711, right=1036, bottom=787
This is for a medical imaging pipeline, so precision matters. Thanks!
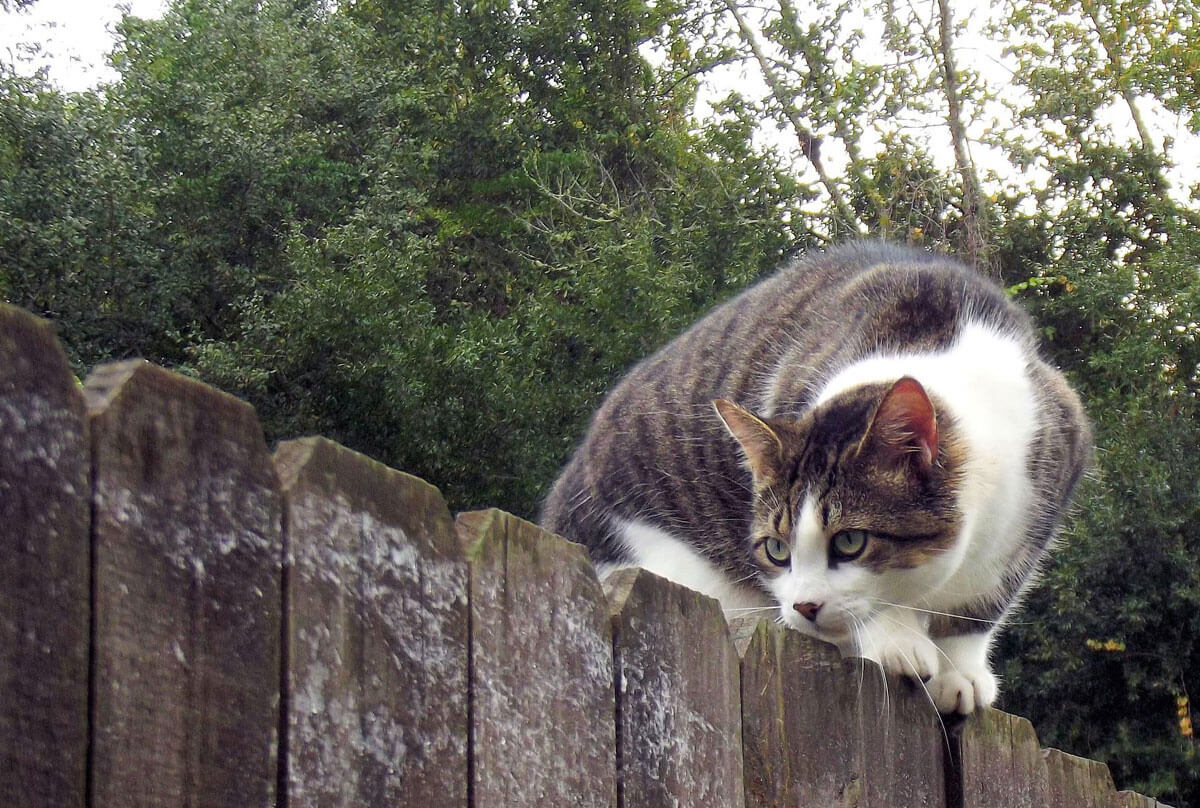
left=987, top=5, right=1200, bottom=797
left=0, top=70, right=166, bottom=364
left=2, top=0, right=805, bottom=515
left=998, top=226, right=1200, bottom=801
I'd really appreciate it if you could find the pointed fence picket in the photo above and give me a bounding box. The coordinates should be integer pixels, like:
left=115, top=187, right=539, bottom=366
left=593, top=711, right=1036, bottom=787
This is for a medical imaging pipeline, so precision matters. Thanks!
left=0, top=303, right=1174, bottom=808
left=0, top=305, right=90, bottom=807
left=275, top=436, right=468, bottom=807
left=85, top=358, right=283, bottom=808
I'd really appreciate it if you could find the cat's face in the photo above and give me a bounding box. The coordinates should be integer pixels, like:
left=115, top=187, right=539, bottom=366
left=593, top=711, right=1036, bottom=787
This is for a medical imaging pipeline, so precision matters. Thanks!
left=715, top=377, right=964, bottom=644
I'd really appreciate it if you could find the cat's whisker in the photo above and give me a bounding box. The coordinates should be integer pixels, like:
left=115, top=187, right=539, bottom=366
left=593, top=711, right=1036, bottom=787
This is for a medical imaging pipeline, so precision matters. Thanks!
left=846, top=613, right=878, bottom=714
left=874, top=619, right=950, bottom=748
left=872, top=612, right=958, bottom=752
left=870, top=598, right=1001, bottom=627
left=875, top=610, right=956, bottom=673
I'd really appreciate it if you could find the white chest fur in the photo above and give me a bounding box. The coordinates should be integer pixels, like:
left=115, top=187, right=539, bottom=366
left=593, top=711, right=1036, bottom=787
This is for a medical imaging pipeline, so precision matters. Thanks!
left=810, top=322, right=1040, bottom=607
left=603, top=517, right=772, bottom=611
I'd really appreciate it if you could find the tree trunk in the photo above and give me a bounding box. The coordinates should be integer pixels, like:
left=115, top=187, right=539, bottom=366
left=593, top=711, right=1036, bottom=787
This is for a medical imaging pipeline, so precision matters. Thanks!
left=722, top=0, right=863, bottom=238
left=935, top=0, right=998, bottom=279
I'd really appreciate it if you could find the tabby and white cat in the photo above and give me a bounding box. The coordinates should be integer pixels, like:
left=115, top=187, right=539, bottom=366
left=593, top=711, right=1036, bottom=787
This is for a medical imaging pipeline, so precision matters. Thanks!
left=540, top=242, right=1091, bottom=714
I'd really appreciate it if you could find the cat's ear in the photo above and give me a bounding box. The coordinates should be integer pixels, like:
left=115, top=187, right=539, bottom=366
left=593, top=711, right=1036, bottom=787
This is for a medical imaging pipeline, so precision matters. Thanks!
left=713, top=399, right=785, bottom=483
left=860, top=377, right=938, bottom=472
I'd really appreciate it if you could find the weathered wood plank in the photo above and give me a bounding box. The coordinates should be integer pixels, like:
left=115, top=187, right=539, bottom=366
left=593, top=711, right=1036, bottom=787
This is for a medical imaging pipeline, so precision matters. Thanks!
left=0, top=305, right=89, bottom=808
left=85, top=360, right=282, bottom=808
left=740, top=619, right=947, bottom=808
left=740, top=620, right=864, bottom=807
left=855, top=656, right=948, bottom=806
left=606, top=568, right=744, bottom=808
left=725, top=615, right=762, bottom=658
left=958, top=708, right=1051, bottom=807
left=275, top=437, right=468, bottom=808
left=1044, top=747, right=1118, bottom=808
left=458, top=509, right=617, bottom=808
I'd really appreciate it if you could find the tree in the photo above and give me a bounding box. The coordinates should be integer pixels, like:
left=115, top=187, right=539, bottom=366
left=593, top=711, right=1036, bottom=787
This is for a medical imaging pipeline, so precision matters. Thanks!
left=670, top=0, right=1200, bottom=799
left=0, top=70, right=164, bottom=365
left=669, top=0, right=997, bottom=264
left=19, top=0, right=808, bottom=515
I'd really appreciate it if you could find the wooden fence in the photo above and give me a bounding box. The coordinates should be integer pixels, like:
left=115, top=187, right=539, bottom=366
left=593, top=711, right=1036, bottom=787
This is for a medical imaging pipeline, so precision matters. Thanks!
left=0, top=301, right=1173, bottom=808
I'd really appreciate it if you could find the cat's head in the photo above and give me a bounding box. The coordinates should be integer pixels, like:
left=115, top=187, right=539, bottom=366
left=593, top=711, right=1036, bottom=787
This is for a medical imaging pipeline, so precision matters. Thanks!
left=714, top=377, right=964, bottom=645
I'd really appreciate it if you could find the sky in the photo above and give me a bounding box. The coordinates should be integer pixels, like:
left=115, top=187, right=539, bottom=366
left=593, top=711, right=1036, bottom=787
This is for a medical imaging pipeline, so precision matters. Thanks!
left=1, top=0, right=167, bottom=92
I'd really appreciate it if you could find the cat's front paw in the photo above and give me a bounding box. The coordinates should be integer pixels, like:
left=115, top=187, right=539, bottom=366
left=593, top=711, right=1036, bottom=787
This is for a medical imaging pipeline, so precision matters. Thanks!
left=928, top=666, right=998, bottom=714
left=877, top=633, right=941, bottom=683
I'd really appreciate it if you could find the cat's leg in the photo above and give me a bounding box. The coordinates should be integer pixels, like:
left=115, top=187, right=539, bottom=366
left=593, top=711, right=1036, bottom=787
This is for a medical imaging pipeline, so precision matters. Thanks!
left=928, top=630, right=998, bottom=714
left=851, top=606, right=941, bottom=682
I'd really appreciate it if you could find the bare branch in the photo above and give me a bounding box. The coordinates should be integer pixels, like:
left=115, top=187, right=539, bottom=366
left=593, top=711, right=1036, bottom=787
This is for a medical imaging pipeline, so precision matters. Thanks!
left=720, top=0, right=863, bottom=236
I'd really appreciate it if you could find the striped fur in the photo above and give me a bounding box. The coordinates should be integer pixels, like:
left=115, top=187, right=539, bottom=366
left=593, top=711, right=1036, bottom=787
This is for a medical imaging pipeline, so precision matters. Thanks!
left=539, top=242, right=1091, bottom=712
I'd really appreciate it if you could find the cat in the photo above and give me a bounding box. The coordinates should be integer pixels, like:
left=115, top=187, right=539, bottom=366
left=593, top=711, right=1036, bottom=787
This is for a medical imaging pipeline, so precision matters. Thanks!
left=539, top=241, right=1091, bottom=714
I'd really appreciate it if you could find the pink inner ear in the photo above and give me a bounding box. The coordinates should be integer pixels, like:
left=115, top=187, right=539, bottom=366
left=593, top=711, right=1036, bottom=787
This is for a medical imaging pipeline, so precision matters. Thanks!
left=877, top=377, right=938, bottom=467
left=713, top=398, right=784, bottom=482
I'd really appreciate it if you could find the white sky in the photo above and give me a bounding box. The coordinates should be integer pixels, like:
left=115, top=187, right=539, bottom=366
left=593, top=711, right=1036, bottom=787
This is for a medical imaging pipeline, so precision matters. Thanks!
left=1, top=0, right=167, bottom=91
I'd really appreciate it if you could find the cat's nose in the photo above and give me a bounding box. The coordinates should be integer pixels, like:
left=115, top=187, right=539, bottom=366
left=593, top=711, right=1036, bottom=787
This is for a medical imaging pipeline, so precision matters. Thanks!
left=793, top=601, right=823, bottom=621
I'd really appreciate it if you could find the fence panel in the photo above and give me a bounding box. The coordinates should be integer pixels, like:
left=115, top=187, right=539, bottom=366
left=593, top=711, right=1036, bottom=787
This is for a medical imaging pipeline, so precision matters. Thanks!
left=1044, top=748, right=1119, bottom=808
left=0, top=304, right=1178, bottom=808
left=741, top=618, right=949, bottom=808
left=855, top=656, right=948, bottom=806
left=275, top=437, right=468, bottom=808
left=741, top=620, right=863, bottom=807
left=458, top=510, right=617, bottom=808
left=606, top=568, right=744, bottom=808
left=85, top=360, right=282, bottom=808
left=0, top=305, right=90, bottom=808
left=957, top=708, right=1051, bottom=807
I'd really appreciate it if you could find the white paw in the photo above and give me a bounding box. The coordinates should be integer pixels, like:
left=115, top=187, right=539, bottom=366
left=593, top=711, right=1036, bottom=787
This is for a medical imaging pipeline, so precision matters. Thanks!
left=878, top=633, right=941, bottom=682
left=928, top=666, right=998, bottom=714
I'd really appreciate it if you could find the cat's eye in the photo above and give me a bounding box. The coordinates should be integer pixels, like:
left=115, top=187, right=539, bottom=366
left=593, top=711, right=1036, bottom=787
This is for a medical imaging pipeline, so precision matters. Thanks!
left=762, top=537, right=791, bottom=567
left=831, top=529, right=869, bottom=561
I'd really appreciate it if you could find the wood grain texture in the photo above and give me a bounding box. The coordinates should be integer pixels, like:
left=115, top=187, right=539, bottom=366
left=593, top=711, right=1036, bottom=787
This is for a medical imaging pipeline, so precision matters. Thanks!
left=0, top=304, right=89, bottom=808
left=275, top=437, right=467, bottom=808
left=740, top=619, right=946, bottom=807
left=85, top=360, right=282, bottom=808
left=854, top=654, right=948, bottom=807
left=725, top=615, right=762, bottom=658
left=606, top=568, right=744, bottom=808
left=1043, top=747, right=1117, bottom=808
left=958, top=708, right=1051, bottom=807
left=740, top=620, right=862, bottom=807
left=459, top=509, right=617, bottom=808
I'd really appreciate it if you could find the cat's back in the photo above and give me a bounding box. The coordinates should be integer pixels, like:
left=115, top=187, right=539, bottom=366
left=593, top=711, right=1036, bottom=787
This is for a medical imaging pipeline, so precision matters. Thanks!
left=763, top=242, right=1035, bottom=412
left=577, top=241, right=1032, bottom=432
left=540, top=242, right=1049, bottom=562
